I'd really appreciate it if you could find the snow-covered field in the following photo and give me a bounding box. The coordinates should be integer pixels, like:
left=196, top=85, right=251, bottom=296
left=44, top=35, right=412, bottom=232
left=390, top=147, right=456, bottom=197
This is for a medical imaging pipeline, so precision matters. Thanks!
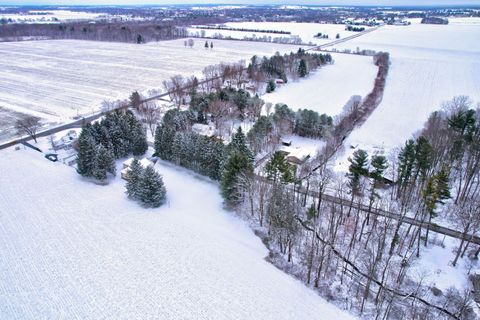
left=192, top=22, right=366, bottom=45
left=262, top=53, right=377, bottom=116
left=0, top=39, right=302, bottom=142
left=332, top=20, right=480, bottom=167
left=0, top=10, right=104, bottom=23
left=0, top=147, right=355, bottom=320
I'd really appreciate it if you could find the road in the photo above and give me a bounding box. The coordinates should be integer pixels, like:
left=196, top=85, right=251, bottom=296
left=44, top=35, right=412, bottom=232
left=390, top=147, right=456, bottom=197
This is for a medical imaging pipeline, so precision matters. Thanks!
left=300, top=185, right=480, bottom=246
left=0, top=26, right=382, bottom=151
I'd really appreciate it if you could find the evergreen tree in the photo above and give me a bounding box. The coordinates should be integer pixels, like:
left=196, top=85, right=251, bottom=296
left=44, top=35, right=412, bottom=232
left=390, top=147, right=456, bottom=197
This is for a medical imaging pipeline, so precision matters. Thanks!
left=347, top=149, right=369, bottom=195
left=221, top=152, right=253, bottom=205
left=77, top=125, right=97, bottom=177
left=397, top=139, right=416, bottom=192
left=306, top=203, right=317, bottom=220
left=92, top=144, right=116, bottom=181
left=210, top=41, right=213, bottom=49
left=370, top=155, right=388, bottom=184
left=247, top=115, right=274, bottom=154
left=298, top=59, right=308, bottom=78
left=130, top=91, right=142, bottom=110
left=132, top=125, right=148, bottom=156
left=137, top=166, right=167, bottom=208
left=423, top=166, right=451, bottom=218
left=414, top=136, right=432, bottom=180
left=266, top=80, right=276, bottom=93
left=125, top=159, right=143, bottom=199
left=205, top=40, right=209, bottom=49
left=369, top=155, right=388, bottom=202
left=265, top=151, right=295, bottom=184
left=228, top=127, right=254, bottom=164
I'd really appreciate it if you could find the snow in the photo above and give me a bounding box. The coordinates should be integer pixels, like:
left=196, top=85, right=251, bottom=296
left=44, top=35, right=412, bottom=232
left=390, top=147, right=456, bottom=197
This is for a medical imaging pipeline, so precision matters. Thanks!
left=281, top=134, right=325, bottom=159
left=0, top=10, right=104, bottom=23
left=411, top=234, right=479, bottom=292
left=332, top=21, right=480, bottom=169
left=0, top=146, right=355, bottom=320
left=262, top=53, right=377, bottom=116
left=198, top=22, right=369, bottom=45
left=0, top=38, right=301, bottom=142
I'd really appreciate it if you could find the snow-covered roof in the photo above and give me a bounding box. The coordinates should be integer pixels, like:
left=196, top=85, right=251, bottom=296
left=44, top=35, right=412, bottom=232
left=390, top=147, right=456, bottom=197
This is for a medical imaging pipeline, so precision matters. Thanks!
left=192, top=123, right=215, bottom=137
left=123, top=157, right=152, bottom=169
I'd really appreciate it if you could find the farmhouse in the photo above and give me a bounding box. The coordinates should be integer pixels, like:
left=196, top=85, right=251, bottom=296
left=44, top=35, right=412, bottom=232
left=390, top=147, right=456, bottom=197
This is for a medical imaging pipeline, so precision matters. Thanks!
left=278, top=144, right=311, bottom=165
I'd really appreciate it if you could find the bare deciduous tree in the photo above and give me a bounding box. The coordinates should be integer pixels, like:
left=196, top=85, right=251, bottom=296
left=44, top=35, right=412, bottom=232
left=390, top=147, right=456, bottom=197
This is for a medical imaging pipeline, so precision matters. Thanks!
left=138, top=101, right=161, bottom=137
left=16, top=116, right=41, bottom=143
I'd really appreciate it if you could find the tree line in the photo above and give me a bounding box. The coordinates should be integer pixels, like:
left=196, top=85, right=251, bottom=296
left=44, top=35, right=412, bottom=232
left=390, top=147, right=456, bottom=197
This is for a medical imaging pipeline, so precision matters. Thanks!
left=229, top=96, right=479, bottom=319
left=0, top=21, right=188, bottom=43
left=76, top=110, right=147, bottom=181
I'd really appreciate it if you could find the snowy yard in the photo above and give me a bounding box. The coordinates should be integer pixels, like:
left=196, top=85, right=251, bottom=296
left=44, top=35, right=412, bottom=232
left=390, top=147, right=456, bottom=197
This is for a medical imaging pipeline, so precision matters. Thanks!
left=262, top=53, right=377, bottom=116
left=332, top=20, right=480, bottom=168
left=0, top=38, right=302, bottom=142
left=0, top=147, right=354, bottom=320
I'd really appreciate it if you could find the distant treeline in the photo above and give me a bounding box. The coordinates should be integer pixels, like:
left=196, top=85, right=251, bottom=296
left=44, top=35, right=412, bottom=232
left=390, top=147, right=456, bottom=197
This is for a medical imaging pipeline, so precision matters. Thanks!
left=0, top=21, right=189, bottom=43
left=421, top=17, right=449, bottom=25
left=345, top=25, right=366, bottom=32
left=193, top=25, right=291, bottom=35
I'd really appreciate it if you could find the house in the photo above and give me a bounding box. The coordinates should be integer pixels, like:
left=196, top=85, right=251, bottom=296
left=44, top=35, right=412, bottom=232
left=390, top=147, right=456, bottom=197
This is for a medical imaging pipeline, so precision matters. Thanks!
left=278, top=145, right=311, bottom=165
left=53, top=130, right=78, bottom=150
left=275, top=78, right=285, bottom=85
left=192, top=123, right=216, bottom=137
left=285, top=148, right=311, bottom=165
left=121, top=157, right=152, bottom=180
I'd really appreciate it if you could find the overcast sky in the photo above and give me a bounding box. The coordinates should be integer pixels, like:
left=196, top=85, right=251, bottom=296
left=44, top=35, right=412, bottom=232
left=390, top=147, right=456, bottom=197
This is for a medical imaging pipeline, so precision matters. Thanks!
left=2, top=0, right=480, bottom=6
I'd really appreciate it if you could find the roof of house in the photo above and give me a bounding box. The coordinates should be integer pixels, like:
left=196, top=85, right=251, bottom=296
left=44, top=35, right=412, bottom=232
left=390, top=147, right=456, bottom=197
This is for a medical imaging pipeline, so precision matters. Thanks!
left=123, top=157, right=152, bottom=169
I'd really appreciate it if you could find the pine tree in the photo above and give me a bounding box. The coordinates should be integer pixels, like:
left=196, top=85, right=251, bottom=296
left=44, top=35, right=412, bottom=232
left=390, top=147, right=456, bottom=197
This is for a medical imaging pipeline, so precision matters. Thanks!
left=77, top=125, right=97, bottom=177
left=397, top=139, right=416, bottom=194
left=298, top=59, right=308, bottom=78
left=210, top=41, right=213, bottom=49
left=130, top=91, right=142, bottom=110
left=306, top=203, right=317, bottom=220
left=414, top=136, right=432, bottom=180
left=125, top=159, right=143, bottom=199
left=265, top=151, right=295, bottom=184
left=347, top=149, right=369, bottom=195
left=228, top=127, right=254, bottom=164
left=266, top=80, right=276, bottom=93
left=368, top=155, right=388, bottom=207
left=221, top=152, right=253, bottom=205
left=205, top=40, right=209, bottom=49
left=137, top=166, right=167, bottom=208
left=132, top=125, right=148, bottom=156
left=92, top=144, right=116, bottom=181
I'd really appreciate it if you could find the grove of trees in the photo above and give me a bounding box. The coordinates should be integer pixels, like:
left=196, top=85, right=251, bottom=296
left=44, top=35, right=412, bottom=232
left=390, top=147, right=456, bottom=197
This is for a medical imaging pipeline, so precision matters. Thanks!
left=77, top=110, right=147, bottom=182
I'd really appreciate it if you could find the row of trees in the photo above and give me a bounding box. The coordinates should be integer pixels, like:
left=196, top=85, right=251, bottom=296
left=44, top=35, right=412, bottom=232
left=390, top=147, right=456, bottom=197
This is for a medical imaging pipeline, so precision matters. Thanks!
left=153, top=107, right=254, bottom=207
left=190, top=87, right=263, bottom=124
left=0, top=21, right=188, bottom=43
left=225, top=97, right=478, bottom=319
left=247, top=103, right=333, bottom=154
left=77, top=110, right=147, bottom=181
left=154, top=109, right=226, bottom=180
left=248, top=49, right=333, bottom=87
